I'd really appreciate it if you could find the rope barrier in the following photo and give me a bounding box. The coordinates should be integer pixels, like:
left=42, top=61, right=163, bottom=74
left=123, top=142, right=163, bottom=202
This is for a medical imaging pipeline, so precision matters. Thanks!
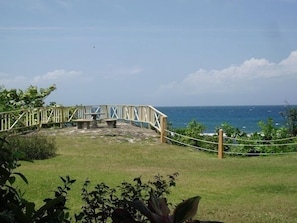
left=224, top=151, right=297, bottom=156
left=166, top=129, right=297, bottom=157
left=224, top=135, right=297, bottom=143
left=223, top=141, right=297, bottom=147
left=165, top=129, right=218, bottom=145
left=165, top=136, right=218, bottom=153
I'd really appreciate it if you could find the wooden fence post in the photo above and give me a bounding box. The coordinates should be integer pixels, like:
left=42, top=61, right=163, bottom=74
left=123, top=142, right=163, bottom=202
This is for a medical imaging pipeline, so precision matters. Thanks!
left=160, top=116, right=167, bottom=143
left=218, top=129, right=224, bottom=159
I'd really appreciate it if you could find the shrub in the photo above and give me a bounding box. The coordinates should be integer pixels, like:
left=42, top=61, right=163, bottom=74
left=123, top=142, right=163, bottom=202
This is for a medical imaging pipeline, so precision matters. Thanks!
left=224, top=119, right=297, bottom=155
left=4, top=134, right=57, bottom=160
left=169, top=120, right=207, bottom=148
left=76, top=173, right=179, bottom=223
left=112, top=194, right=223, bottom=223
left=216, top=123, right=247, bottom=138
left=77, top=172, right=223, bottom=223
left=0, top=136, right=74, bottom=223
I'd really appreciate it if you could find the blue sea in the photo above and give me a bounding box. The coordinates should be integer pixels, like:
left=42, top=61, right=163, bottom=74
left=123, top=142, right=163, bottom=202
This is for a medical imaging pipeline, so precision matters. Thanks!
left=156, top=105, right=293, bottom=133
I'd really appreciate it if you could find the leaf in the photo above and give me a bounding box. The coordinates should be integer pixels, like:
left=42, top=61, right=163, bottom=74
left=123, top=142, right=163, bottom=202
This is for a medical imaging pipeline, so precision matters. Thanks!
left=60, top=176, right=66, bottom=183
left=8, top=176, right=16, bottom=185
left=13, top=172, right=29, bottom=184
left=112, top=208, right=139, bottom=223
left=33, top=196, right=66, bottom=219
left=36, top=210, right=60, bottom=223
left=25, top=202, right=36, bottom=219
left=75, top=212, right=85, bottom=221
left=8, top=203, right=30, bottom=223
left=133, top=176, right=142, bottom=185
left=131, top=200, right=151, bottom=218
left=0, top=167, right=11, bottom=183
left=132, top=199, right=168, bottom=223
left=173, top=196, right=201, bottom=223
left=70, top=179, right=76, bottom=184
left=148, top=196, right=170, bottom=216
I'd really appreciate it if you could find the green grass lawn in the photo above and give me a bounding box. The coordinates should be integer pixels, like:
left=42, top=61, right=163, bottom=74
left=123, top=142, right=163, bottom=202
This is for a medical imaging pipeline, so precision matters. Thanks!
left=16, top=133, right=297, bottom=223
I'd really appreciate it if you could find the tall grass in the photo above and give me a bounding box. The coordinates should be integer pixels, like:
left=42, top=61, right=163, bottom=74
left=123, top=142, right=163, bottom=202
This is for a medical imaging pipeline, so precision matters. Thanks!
left=17, top=133, right=297, bottom=223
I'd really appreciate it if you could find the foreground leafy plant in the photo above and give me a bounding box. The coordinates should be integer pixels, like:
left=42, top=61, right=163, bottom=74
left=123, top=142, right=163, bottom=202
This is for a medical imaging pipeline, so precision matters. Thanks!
left=76, top=173, right=179, bottom=223
left=112, top=193, right=223, bottom=223
left=77, top=173, right=222, bottom=223
left=0, top=136, right=75, bottom=223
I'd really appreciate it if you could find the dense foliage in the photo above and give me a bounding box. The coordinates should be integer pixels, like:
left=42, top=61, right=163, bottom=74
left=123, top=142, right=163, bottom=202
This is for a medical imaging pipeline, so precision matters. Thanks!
left=0, top=137, right=74, bottom=223
left=221, top=119, right=297, bottom=155
left=0, top=85, right=56, bottom=112
left=170, top=120, right=206, bottom=147
left=76, top=173, right=179, bottom=223
left=3, top=134, right=57, bottom=160
left=168, top=106, right=297, bottom=155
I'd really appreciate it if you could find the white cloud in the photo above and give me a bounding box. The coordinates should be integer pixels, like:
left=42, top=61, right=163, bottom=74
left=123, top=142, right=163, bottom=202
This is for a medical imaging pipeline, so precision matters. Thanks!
left=0, top=69, right=86, bottom=90
left=157, top=50, right=297, bottom=96
left=33, top=69, right=82, bottom=83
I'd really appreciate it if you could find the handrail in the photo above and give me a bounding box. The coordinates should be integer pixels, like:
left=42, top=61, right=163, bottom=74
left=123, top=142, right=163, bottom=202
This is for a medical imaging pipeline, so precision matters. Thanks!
left=0, top=105, right=168, bottom=142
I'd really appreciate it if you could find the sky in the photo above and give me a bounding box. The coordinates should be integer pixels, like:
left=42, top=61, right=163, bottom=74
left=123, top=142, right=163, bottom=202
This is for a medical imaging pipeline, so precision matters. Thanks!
left=0, top=0, right=297, bottom=106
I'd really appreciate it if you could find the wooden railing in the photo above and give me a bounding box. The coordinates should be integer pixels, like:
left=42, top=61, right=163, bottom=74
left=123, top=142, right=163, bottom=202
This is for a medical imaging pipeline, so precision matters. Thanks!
left=0, top=105, right=168, bottom=142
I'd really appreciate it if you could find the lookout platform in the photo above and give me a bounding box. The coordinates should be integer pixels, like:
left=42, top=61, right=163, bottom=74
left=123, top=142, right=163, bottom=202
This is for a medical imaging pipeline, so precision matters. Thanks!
left=37, top=122, right=160, bottom=144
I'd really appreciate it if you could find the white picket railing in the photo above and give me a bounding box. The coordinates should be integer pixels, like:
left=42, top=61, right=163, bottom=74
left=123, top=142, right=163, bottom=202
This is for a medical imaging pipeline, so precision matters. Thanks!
left=0, top=105, right=168, bottom=142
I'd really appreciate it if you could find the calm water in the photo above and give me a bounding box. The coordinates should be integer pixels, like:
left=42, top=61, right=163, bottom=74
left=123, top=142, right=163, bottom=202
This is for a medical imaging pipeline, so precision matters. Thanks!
left=156, top=105, right=292, bottom=133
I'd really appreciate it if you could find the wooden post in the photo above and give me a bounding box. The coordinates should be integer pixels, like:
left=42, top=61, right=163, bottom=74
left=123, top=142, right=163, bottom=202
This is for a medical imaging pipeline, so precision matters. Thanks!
left=218, top=129, right=224, bottom=159
left=38, top=109, right=42, bottom=129
left=160, top=116, right=167, bottom=143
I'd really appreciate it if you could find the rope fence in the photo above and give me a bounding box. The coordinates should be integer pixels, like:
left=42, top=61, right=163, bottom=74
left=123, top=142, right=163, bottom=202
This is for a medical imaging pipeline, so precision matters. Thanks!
left=166, top=130, right=218, bottom=145
left=165, top=129, right=218, bottom=153
left=165, top=129, right=297, bottom=158
left=224, top=135, right=297, bottom=142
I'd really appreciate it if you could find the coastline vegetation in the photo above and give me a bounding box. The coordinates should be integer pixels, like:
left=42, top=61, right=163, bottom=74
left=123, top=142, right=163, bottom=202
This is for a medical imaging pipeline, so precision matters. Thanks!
left=168, top=105, right=297, bottom=155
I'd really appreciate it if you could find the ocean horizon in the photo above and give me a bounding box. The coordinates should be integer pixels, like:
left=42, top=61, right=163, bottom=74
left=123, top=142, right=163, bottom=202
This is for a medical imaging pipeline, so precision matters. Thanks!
left=156, top=105, right=295, bottom=133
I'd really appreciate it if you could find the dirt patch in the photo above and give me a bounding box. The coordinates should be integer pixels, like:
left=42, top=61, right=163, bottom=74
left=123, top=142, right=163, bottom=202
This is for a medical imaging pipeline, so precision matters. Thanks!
left=37, top=121, right=161, bottom=144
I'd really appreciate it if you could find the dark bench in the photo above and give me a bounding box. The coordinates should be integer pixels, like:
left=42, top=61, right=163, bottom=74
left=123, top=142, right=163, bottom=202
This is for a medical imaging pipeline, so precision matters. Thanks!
left=105, top=119, right=117, bottom=128
left=74, top=119, right=92, bottom=129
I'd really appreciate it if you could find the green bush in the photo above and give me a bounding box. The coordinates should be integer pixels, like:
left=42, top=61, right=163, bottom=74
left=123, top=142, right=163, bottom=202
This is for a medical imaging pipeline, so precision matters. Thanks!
left=76, top=173, right=179, bottom=223
left=223, top=119, right=297, bottom=155
left=216, top=123, right=247, bottom=138
left=169, top=120, right=208, bottom=148
left=169, top=118, right=297, bottom=155
left=0, top=136, right=74, bottom=223
left=4, top=134, right=57, bottom=160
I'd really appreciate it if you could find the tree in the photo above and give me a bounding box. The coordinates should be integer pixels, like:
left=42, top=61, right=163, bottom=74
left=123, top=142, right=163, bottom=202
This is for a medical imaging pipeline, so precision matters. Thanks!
left=0, top=85, right=56, bottom=112
left=281, top=106, right=297, bottom=136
